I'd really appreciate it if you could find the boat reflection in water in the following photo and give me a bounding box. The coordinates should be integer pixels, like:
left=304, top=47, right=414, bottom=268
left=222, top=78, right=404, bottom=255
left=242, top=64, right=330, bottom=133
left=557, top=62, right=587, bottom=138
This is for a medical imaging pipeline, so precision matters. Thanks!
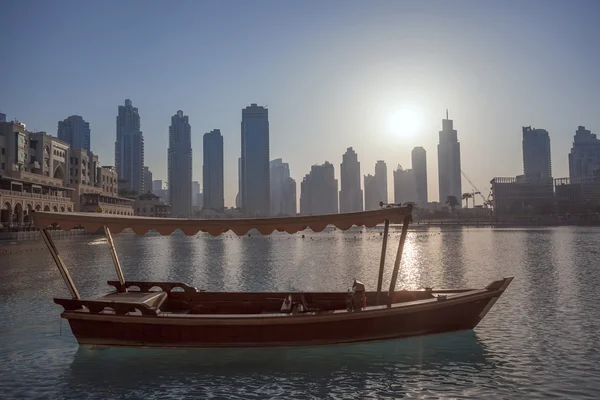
left=68, top=331, right=495, bottom=394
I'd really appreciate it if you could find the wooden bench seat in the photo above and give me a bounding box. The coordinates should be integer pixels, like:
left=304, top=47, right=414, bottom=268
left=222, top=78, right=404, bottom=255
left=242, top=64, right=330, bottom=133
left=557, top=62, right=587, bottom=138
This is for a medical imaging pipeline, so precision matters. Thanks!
left=54, top=291, right=167, bottom=316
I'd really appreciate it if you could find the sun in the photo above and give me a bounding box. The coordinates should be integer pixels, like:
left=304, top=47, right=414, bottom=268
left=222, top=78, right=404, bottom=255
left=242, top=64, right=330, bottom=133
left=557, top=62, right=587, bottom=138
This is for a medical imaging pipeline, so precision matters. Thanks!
left=388, top=107, right=423, bottom=137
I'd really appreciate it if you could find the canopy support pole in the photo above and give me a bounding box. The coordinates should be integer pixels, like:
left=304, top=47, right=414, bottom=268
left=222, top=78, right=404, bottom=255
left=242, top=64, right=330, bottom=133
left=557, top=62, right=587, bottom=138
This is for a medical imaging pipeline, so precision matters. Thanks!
left=375, top=219, right=390, bottom=305
left=104, top=226, right=126, bottom=292
left=387, top=216, right=411, bottom=305
left=40, top=228, right=80, bottom=299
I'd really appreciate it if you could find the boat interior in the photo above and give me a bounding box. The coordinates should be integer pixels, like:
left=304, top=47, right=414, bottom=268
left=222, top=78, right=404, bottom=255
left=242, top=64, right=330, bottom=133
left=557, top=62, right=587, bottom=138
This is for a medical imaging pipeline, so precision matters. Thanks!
left=53, top=280, right=474, bottom=317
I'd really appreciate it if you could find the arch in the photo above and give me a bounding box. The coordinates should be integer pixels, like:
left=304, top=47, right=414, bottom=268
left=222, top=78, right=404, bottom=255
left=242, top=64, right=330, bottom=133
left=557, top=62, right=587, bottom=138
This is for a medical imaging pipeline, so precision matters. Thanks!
left=35, top=204, right=42, bottom=211
left=25, top=204, right=33, bottom=224
left=13, top=203, right=23, bottom=225
left=53, top=164, right=65, bottom=180
left=52, top=206, right=58, bottom=212
left=44, top=205, right=50, bottom=211
left=60, top=206, right=65, bottom=212
left=67, top=207, right=72, bottom=212
left=1, top=202, right=12, bottom=227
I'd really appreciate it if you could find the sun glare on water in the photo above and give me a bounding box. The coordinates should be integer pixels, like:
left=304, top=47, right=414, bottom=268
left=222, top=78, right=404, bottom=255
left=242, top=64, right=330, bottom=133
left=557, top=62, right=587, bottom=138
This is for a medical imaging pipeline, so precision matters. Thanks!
left=388, top=107, right=423, bottom=137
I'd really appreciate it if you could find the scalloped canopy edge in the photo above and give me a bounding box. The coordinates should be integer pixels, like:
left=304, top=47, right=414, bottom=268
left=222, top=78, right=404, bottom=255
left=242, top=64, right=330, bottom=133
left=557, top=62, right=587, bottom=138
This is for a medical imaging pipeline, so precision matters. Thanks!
left=32, top=207, right=412, bottom=236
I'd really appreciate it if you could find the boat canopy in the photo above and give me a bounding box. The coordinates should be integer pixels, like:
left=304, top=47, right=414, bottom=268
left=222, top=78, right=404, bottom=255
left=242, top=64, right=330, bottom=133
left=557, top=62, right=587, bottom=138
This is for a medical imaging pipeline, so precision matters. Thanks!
left=32, top=206, right=412, bottom=237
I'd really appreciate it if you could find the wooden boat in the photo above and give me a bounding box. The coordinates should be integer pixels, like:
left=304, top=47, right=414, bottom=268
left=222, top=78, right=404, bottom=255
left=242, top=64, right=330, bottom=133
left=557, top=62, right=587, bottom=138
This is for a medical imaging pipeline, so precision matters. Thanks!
left=33, top=205, right=512, bottom=348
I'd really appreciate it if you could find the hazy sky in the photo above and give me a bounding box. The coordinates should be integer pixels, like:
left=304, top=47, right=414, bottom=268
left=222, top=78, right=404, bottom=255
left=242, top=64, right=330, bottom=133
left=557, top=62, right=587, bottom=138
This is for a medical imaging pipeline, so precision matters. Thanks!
left=2, top=0, right=599, bottom=206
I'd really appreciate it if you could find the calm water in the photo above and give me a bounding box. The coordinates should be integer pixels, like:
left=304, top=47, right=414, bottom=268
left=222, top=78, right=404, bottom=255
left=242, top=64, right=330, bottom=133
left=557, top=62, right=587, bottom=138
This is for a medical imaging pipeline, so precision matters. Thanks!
left=1, top=226, right=600, bottom=399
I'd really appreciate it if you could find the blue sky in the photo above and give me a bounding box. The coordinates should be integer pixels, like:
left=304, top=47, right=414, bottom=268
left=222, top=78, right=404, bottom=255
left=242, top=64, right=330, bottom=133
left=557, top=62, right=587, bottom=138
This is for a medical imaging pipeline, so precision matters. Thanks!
left=2, top=0, right=599, bottom=206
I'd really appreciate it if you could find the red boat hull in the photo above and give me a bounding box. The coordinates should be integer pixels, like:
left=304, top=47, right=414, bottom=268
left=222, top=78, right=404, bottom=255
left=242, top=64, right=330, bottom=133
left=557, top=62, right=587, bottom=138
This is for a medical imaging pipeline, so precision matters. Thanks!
left=61, top=279, right=511, bottom=348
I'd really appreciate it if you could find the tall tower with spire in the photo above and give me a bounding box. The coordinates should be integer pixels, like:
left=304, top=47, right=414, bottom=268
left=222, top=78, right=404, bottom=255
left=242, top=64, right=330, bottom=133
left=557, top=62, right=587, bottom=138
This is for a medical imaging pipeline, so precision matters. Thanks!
left=437, top=110, right=462, bottom=204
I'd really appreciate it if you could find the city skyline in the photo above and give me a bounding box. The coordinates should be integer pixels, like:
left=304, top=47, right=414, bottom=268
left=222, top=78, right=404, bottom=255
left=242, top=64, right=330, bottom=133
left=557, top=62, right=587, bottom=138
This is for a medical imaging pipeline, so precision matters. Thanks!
left=5, top=101, right=599, bottom=209
left=2, top=1, right=600, bottom=207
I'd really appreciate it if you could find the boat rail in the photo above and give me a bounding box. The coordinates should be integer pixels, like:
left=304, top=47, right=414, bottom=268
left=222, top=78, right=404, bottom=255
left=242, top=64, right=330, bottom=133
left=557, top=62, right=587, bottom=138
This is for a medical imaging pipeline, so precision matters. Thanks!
left=107, top=280, right=199, bottom=293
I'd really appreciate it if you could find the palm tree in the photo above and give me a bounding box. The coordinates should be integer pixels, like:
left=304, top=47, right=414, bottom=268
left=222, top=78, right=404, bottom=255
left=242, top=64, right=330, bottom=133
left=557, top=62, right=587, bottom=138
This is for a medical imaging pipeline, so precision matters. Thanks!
left=445, top=195, right=460, bottom=215
left=461, top=193, right=473, bottom=208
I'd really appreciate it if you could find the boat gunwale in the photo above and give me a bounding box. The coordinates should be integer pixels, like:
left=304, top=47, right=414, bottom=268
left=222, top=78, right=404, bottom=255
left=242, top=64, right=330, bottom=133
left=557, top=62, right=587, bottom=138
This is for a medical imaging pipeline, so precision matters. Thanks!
left=57, top=280, right=511, bottom=326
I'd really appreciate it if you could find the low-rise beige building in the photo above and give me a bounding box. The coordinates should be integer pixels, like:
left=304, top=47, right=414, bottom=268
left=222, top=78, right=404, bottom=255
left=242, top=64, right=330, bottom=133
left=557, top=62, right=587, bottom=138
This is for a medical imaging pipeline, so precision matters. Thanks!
left=66, top=153, right=133, bottom=215
left=80, top=190, right=135, bottom=215
left=0, top=173, right=74, bottom=227
left=1, top=122, right=75, bottom=227
left=490, top=176, right=555, bottom=216
left=1, top=121, right=133, bottom=223
left=68, top=147, right=99, bottom=186
left=134, top=192, right=170, bottom=217
left=97, top=166, right=118, bottom=196
left=28, top=131, right=69, bottom=180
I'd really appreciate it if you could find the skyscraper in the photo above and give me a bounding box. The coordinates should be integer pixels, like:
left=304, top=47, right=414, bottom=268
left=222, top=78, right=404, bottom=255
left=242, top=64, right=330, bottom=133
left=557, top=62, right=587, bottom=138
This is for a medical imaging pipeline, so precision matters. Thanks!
left=411, top=147, right=428, bottom=206
left=168, top=110, right=192, bottom=217
left=300, top=162, right=338, bottom=215
left=522, top=126, right=552, bottom=179
left=152, top=180, right=163, bottom=191
left=203, top=129, right=224, bottom=211
left=339, top=147, right=363, bottom=213
left=393, top=165, right=418, bottom=205
left=235, top=157, right=242, bottom=209
left=192, top=181, right=201, bottom=207
left=270, top=158, right=296, bottom=216
left=0, top=113, right=5, bottom=122
left=115, top=99, right=144, bottom=194
left=374, top=160, right=388, bottom=206
left=241, top=104, right=270, bottom=216
left=142, top=166, right=152, bottom=194
left=58, top=115, right=91, bottom=152
left=437, top=111, right=462, bottom=204
left=282, top=176, right=297, bottom=216
left=364, top=174, right=378, bottom=210
left=568, top=126, right=600, bottom=181
left=364, top=160, right=388, bottom=210
left=152, top=180, right=168, bottom=202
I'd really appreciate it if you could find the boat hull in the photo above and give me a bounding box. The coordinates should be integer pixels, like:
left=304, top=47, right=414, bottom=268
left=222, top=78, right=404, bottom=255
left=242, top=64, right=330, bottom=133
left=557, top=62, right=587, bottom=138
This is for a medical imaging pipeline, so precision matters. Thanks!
left=62, top=281, right=510, bottom=348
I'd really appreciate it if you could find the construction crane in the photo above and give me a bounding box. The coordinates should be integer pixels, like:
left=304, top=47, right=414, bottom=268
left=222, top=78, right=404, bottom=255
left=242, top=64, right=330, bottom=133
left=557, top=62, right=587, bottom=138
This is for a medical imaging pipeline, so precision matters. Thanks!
left=461, top=169, right=491, bottom=207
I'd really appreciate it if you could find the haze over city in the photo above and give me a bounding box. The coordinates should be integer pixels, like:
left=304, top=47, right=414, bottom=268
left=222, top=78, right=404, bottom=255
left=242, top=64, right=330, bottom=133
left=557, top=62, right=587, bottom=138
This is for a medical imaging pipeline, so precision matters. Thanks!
left=2, top=0, right=600, bottom=206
